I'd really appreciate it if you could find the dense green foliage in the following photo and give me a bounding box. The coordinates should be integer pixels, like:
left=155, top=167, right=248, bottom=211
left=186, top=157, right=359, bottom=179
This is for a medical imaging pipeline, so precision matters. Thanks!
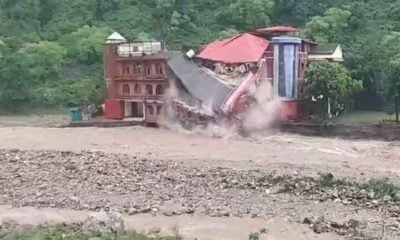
left=0, top=0, right=399, bottom=111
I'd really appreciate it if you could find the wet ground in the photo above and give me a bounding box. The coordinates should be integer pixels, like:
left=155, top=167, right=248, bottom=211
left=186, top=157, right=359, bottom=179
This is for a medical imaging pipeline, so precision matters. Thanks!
left=0, top=116, right=399, bottom=239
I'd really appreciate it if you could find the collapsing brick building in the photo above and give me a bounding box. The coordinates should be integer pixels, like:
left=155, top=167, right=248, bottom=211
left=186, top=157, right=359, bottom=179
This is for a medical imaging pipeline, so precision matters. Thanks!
left=103, top=26, right=343, bottom=127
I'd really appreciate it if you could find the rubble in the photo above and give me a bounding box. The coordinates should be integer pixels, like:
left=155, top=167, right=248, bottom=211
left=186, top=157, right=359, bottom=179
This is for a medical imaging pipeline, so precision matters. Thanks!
left=83, top=211, right=125, bottom=234
left=1, top=149, right=400, bottom=239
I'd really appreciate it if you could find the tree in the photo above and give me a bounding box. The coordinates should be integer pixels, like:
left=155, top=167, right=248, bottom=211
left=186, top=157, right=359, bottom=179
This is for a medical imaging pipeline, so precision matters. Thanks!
left=273, top=0, right=331, bottom=26
left=168, top=10, right=198, bottom=49
left=16, top=41, right=66, bottom=84
left=0, top=0, right=396, bottom=112
left=383, top=56, right=400, bottom=122
left=101, top=3, right=155, bottom=40
left=303, top=61, right=362, bottom=118
left=226, top=0, right=274, bottom=30
left=0, top=54, right=32, bottom=105
left=304, top=8, right=351, bottom=43
left=380, top=31, right=400, bottom=121
left=0, top=40, right=6, bottom=61
left=61, top=25, right=110, bottom=64
left=153, top=0, right=176, bottom=43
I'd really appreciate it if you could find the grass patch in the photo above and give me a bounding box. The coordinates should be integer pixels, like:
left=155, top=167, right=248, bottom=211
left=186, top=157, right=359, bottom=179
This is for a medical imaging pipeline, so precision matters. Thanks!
left=330, top=111, right=395, bottom=124
left=316, top=173, right=350, bottom=188
left=0, top=226, right=182, bottom=240
left=361, top=178, right=400, bottom=199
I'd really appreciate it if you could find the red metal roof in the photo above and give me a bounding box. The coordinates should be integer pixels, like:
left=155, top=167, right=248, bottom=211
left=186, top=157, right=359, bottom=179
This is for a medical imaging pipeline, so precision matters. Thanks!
left=256, top=26, right=299, bottom=33
left=196, top=33, right=270, bottom=64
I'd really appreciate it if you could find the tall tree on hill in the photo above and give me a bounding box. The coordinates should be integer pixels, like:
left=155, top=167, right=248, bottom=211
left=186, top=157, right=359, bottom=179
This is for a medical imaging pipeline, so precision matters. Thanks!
left=304, top=7, right=351, bottom=43
left=384, top=57, right=400, bottom=122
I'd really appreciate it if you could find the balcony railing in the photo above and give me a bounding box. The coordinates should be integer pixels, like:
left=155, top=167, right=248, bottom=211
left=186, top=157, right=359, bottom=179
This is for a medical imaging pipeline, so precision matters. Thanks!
left=117, top=42, right=162, bottom=58
left=114, top=74, right=166, bottom=81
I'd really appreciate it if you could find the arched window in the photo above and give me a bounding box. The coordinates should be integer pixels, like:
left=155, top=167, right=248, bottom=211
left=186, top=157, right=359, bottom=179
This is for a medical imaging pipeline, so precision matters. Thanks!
left=134, top=84, right=141, bottom=94
left=156, top=84, right=164, bottom=95
left=122, top=84, right=130, bottom=95
left=147, top=105, right=154, bottom=115
left=146, top=84, right=153, bottom=95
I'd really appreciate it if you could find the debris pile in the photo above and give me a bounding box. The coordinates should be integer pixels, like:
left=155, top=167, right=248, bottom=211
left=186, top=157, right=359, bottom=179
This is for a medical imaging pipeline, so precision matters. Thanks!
left=83, top=211, right=125, bottom=235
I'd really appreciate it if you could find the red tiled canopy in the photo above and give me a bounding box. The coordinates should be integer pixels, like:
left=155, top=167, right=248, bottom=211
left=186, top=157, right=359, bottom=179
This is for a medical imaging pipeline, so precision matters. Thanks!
left=196, top=33, right=270, bottom=64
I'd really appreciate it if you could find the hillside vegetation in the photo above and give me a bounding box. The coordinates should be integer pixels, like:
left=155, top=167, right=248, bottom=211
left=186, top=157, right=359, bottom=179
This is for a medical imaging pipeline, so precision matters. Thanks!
left=0, top=0, right=399, bottom=111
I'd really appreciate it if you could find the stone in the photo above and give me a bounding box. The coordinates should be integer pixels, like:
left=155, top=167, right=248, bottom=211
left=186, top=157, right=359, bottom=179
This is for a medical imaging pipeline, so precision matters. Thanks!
left=128, top=208, right=138, bottom=216
left=312, top=222, right=329, bottom=234
left=83, top=211, right=125, bottom=234
left=303, top=217, right=314, bottom=225
left=70, top=196, right=80, bottom=202
left=367, top=190, right=375, bottom=199
left=333, top=198, right=341, bottom=204
left=148, top=226, right=161, bottom=234
left=394, top=192, right=400, bottom=201
left=330, top=221, right=344, bottom=229
left=347, top=219, right=360, bottom=229
left=137, top=207, right=151, bottom=214
left=162, top=210, right=174, bottom=217
left=359, top=189, right=367, bottom=198
left=160, top=202, right=189, bottom=216
left=342, top=199, right=350, bottom=205
left=383, top=195, right=392, bottom=202
left=331, top=189, right=339, bottom=198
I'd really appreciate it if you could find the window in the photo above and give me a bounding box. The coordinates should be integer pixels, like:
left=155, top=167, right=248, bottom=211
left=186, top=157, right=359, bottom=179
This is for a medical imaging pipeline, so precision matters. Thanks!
left=122, top=84, right=130, bottom=95
left=156, top=84, right=164, bottom=95
left=146, top=65, right=152, bottom=75
left=157, top=105, right=162, bottom=115
left=156, top=63, right=163, bottom=74
left=134, top=84, right=141, bottom=94
left=123, top=66, right=130, bottom=75
left=147, top=105, right=154, bottom=115
left=146, top=84, right=153, bottom=95
left=134, top=64, right=141, bottom=74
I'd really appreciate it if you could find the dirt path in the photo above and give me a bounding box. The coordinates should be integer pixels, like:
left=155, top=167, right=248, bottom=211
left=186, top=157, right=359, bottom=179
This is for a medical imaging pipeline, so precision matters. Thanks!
left=0, top=126, right=399, bottom=180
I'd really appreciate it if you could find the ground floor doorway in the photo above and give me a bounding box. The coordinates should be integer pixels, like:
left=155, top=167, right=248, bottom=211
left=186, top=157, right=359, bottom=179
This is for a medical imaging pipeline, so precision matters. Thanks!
left=124, top=101, right=144, bottom=119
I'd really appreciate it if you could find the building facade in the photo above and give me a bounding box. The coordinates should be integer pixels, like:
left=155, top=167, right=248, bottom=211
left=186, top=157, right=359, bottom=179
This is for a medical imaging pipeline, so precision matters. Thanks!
left=103, top=33, right=168, bottom=124
left=103, top=27, right=343, bottom=126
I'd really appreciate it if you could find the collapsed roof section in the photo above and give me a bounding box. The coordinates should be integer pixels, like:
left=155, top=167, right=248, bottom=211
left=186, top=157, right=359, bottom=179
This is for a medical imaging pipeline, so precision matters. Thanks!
left=196, top=33, right=270, bottom=64
left=166, top=52, right=233, bottom=113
